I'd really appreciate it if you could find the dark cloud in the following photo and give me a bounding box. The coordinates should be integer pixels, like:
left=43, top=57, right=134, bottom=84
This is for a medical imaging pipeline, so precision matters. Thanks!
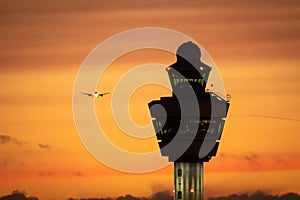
left=116, top=194, right=145, bottom=200
left=218, top=151, right=294, bottom=171
left=69, top=191, right=300, bottom=200
left=242, top=152, right=261, bottom=167
left=73, top=170, right=84, bottom=177
left=0, top=190, right=38, bottom=200
left=79, top=198, right=113, bottom=200
left=38, top=143, right=51, bottom=149
left=208, top=191, right=300, bottom=200
left=220, top=151, right=261, bottom=166
left=243, top=152, right=259, bottom=161
left=67, top=191, right=173, bottom=200
left=38, top=171, right=55, bottom=177
left=3, top=190, right=300, bottom=200
left=0, top=154, right=25, bottom=167
left=110, top=190, right=173, bottom=200
left=0, top=135, right=22, bottom=145
left=0, top=155, right=11, bottom=166
left=150, top=190, right=173, bottom=200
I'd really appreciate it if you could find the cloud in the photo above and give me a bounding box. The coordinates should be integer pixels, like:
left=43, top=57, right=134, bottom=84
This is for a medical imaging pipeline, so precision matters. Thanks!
left=77, top=198, right=114, bottom=200
left=38, top=171, right=55, bottom=177
left=0, top=190, right=38, bottom=200
left=208, top=191, right=300, bottom=200
left=243, top=152, right=260, bottom=166
left=116, top=194, right=144, bottom=200
left=150, top=190, right=173, bottom=200
left=0, top=155, right=10, bottom=166
left=0, top=155, right=25, bottom=167
left=220, top=151, right=261, bottom=163
left=114, top=190, right=173, bottom=200
left=38, top=143, right=51, bottom=149
left=3, top=190, right=299, bottom=200
left=218, top=151, right=296, bottom=172
left=218, top=151, right=264, bottom=171
left=73, top=170, right=84, bottom=177
left=67, top=191, right=173, bottom=200
left=0, top=134, right=22, bottom=145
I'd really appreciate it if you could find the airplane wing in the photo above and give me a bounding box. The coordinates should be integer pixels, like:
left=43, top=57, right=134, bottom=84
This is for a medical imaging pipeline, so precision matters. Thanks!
left=81, top=92, right=92, bottom=97
left=99, top=92, right=110, bottom=97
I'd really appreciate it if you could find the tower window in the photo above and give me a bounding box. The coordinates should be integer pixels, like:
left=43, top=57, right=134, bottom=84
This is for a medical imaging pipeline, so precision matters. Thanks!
left=178, top=169, right=182, bottom=177
left=178, top=191, right=182, bottom=199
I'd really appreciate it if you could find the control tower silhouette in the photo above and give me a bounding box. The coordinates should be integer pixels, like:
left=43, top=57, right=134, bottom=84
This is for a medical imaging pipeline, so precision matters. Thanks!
left=148, top=42, right=230, bottom=200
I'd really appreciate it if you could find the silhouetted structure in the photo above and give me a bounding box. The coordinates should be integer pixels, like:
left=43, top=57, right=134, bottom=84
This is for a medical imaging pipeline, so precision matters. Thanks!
left=148, top=42, right=230, bottom=200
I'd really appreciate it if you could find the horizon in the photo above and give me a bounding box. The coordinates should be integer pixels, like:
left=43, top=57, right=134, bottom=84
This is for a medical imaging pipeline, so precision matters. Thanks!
left=1, top=189, right=300, bottom=200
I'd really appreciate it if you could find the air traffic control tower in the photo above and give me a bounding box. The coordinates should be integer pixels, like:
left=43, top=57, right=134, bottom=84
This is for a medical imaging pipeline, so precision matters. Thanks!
left=148, top=42, right=230, bottom=200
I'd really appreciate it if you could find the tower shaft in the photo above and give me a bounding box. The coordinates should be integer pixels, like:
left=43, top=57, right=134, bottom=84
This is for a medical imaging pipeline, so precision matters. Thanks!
left=174, top=162, right=203, bottom=200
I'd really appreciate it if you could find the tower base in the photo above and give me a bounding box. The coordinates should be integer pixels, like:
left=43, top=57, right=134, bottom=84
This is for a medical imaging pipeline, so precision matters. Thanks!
left=174, top=162, right=203, bottom=200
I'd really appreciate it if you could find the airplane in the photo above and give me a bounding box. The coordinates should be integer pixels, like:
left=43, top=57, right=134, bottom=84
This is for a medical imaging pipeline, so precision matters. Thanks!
left=81, top=91, right=110, bottom=98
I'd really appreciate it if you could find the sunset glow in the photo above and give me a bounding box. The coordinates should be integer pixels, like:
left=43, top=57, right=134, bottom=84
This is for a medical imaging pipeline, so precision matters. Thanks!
left=0, top=1, right=299, bottom=200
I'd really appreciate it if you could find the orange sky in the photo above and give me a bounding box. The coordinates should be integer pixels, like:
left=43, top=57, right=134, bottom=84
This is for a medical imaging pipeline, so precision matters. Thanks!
left=0, top=1, right=300, bottom=200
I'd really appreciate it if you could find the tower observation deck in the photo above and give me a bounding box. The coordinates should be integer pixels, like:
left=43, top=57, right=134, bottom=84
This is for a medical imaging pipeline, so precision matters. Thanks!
left=148, top=42, right=230, bottom=200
